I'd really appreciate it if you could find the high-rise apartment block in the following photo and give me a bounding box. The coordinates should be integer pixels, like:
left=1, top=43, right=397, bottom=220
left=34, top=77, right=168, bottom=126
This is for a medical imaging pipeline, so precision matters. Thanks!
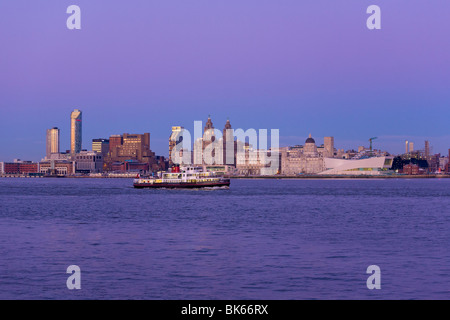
left=70, top=109, right=82, bottom=156
left=46, top=127, right=60, bottom=159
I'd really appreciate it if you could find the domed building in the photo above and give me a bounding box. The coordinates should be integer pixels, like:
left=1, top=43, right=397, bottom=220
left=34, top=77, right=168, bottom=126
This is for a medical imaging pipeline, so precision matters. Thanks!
left=280, top=134, right=325, bottom=174
left=303, top=134, right=318, bottom=156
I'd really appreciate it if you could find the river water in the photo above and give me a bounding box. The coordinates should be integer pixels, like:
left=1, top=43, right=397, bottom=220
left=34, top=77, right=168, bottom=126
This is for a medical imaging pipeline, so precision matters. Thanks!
left=0, top=177, right=449, bottom=299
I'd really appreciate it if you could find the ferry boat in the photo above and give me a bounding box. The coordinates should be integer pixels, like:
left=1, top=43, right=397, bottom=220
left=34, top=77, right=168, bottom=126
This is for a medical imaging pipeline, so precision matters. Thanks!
left=133, top=166, right=230, bottom=189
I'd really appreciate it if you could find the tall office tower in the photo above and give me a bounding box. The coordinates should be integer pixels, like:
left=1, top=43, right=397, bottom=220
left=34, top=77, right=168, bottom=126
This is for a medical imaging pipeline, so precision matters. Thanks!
left=46, top=127, right=60, bottom=159
left=324, top=137, right=335, bottom=158
left=409, top=142, right=414, bottom=153
left=405, top=140, right=409, bottom=154
left=92, top=139, right=110, bottom=157
left=70, top=109, right=82, bottom=155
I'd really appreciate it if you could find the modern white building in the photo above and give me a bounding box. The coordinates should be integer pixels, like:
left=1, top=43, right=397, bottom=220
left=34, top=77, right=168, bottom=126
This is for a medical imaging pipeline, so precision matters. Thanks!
left=319, top=156, right=394, bottom=175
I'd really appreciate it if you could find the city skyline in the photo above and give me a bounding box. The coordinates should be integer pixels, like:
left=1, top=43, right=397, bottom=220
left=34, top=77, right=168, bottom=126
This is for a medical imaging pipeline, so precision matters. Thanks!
left=0, top=108, right=447, bottom=163
left=1, top=1, right=450, bottom=161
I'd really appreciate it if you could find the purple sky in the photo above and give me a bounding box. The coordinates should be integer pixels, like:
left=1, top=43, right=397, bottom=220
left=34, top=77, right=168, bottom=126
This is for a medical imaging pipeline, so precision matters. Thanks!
left=0, top=0, right=449, bottom=161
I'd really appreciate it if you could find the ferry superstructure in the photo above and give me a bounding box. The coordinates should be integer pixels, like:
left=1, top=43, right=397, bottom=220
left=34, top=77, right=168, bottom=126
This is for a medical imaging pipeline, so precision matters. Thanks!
left=133, top=166, right=230, bottom=189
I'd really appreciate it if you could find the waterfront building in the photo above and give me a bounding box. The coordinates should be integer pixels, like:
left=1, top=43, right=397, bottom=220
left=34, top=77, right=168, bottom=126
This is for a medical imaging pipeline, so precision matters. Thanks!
left=45, top=152, right=70, bottom=161
left=336, top=149, right=345, bottom=159
left=169, top=126, right=189, bottom=166
left=74, top=151, right=103, bottom=174
left=401, top=163, right=421, bottom=175
left=319, top=156, right=394, bottom=175
left=155, top=156, right=168, bottom=172
left=39, top=160, right=74, bottom=176
left=193, top=137, right=203, bottom=166
left=92, top=139, right=110, bottom=157
left=107, top=133, right=158, bottom=171
left=281, top=134, right=325, bottom=175
left=2, top=160, right=39, bottom=174
left=110, top=160, right=149, bottom=173
left=202, top=116, right=215, bottom=153
left=428, top=154, right=440, bottom=173
left=46, top=127, right=60, bottom=159
left=192, top=116, right=238, bottom=167
left=438, top=156, right=448, bottom=172
left=235, top=146, right=273, bottom=176
left=109, top=135, right=123, bottom=154
left=70, top=109, right=82, bottom=156
left=0, top=162, right=4, bottom=174
left=222, top=119, right=237, bottom=166
left=200, top=116, right=222, bottom=165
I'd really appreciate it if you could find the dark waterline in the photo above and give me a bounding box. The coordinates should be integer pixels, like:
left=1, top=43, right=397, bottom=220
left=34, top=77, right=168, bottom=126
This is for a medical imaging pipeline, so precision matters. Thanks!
left=0, top=178, right=449, bottom=299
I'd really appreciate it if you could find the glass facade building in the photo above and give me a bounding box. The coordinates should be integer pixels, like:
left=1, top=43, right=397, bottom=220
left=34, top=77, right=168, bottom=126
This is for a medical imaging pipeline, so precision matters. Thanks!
left=46, top=127, right=60, bottom=159
left=70, top=109, right=82, bottom=156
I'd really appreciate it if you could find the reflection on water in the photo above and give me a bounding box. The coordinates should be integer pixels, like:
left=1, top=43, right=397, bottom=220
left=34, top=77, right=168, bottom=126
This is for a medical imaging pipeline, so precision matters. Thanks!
left=0, top=178, right=449, bottom=299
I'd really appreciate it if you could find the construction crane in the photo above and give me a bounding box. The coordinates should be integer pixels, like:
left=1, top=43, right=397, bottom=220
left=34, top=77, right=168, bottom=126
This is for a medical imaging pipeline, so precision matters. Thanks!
left=369, top=137, right=378, bottom=153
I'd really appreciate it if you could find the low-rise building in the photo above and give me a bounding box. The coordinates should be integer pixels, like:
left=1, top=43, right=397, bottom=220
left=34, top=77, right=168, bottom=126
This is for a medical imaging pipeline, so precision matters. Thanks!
left=75, top=151, right=103, bottom=174
left=2, top=160, right=39, bottom=174
left=110, top=160, right=149, bottom=173
left=439, top=156, right=449, bottom=172
left=319, top=156, right=394, bottom=175
left=39, top=161, right=74, bottom=176
left=401, top=164, right=421, bottom=175
left=236, top=146, right=278, bottom=176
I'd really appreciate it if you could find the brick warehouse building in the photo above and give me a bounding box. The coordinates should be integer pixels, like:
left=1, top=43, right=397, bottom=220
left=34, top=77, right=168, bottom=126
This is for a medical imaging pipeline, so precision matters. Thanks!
left=2, top=161, right=39, bottom=174
left=104, top=133, right=160, bottom=172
